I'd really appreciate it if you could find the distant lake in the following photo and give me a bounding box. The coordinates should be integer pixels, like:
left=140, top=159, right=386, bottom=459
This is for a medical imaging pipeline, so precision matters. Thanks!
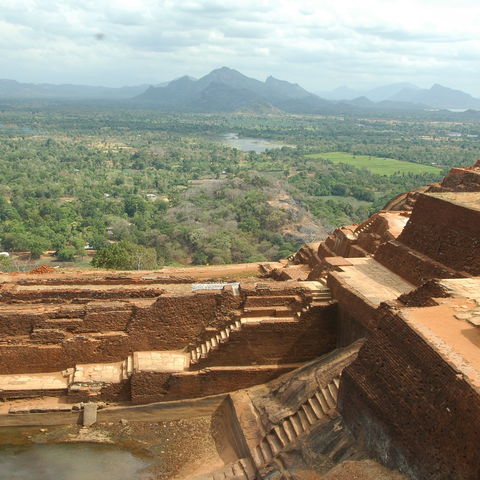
left=218, top=133, right=287, bottom=153
left=0, top=123, right=42, bottom=135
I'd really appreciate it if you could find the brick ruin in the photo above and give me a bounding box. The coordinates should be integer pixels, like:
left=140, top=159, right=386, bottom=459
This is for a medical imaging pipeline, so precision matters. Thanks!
left=1, top=162, right=480, bottom=480
left=0, top=273, right=336, bottom=404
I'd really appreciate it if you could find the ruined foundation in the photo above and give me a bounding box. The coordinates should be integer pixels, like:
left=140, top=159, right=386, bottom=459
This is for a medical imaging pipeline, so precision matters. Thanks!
left=1, top=163, right=480, bottom=480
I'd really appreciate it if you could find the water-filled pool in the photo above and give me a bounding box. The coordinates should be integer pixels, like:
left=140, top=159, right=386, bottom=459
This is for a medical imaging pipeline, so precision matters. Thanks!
left=0, top=443, right=150, bottom=480
left=218, top=133, right=286, bottom=153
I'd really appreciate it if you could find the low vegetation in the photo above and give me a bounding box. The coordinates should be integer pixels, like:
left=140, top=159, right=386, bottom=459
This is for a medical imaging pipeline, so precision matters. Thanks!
left=306, top=152, right=442, bottom=175
left=0, top=105, right=478, bottom=269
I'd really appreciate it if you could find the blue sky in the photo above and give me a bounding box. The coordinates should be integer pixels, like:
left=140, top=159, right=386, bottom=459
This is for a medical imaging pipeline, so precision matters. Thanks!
left=1, top=0, right=480, bottom=95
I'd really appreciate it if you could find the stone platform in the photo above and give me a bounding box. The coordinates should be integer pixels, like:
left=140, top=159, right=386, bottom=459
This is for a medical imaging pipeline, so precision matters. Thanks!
left=331, top=258, right=413, bottom=306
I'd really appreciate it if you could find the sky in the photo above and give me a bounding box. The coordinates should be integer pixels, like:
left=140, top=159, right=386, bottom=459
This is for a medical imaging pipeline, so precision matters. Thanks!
left=1, top=0, right=480, bottom=95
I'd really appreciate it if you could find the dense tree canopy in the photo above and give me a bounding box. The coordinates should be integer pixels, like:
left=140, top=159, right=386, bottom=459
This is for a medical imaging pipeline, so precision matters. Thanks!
left=0, top=105, right=478, bottom=269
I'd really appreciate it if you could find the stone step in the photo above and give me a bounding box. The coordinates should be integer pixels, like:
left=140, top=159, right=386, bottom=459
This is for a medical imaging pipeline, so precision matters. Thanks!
left=289, top=413, right=304, bottom=435
left=307, top=289, right=331, bottom=295
left=328, top=381, right=338, bottom=401
left=301, top=403, right=317, bottom=425
left=189, top=321, right=240, bottom=366
left=311, top=295, right=332, bottom=301
left=260, top=439, right=273, bottom=463
left=297, top=409, right=310, bottom=431
left=190, top=349, right=198, bottom=363
left=238, top=458, right=256, bottom=480
left=321, top=386, right=336, bottom=409
left=310, top=300, right=332, bottom=307
left=266, top=433, right=282, bottom=456
left=231, top=461, right=246, bottom=479
left=307, top=396, right=324, bottom=419
left=282, top=418, right=296, bottom=442
left=252, top=445, right=265, bottom=467
left=273, top=425, right=289, bottom=447
left=314, top=390, right=330, bottom=413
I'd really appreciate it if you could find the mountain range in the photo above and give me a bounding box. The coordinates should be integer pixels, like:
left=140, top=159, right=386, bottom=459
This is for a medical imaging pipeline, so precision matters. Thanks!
left=318, top=82, right=480, bottom=110
left=133, top=67, right=332, bottom=113
left=0, top=79, right=151, bottom=99
left=1, top=68, right=480, bottom=112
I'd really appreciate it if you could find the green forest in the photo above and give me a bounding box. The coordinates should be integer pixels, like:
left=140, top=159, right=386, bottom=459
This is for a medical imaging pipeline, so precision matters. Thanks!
left=0, top=103, right=479, bottom=270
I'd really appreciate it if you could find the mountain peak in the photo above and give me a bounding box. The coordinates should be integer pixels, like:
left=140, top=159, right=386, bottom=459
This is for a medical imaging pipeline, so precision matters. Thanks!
left=266, top=75, right=298, bottom=86
left=134, top=67, right=320, bottom=112
left=208, top=66, right=243, bottom=77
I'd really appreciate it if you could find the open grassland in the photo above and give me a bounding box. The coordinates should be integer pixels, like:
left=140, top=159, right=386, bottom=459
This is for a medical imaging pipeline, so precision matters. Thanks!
left=306, top=152, right=443, bottom=175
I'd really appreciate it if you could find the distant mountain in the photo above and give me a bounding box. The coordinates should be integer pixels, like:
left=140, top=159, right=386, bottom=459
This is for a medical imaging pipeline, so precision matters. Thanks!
left=2, top=71, right=479, bottom=112
left=347, top=96, right=376, bottom=108
left=365, top=83, right=420, bottom=102
left=317, top=81, right=480, bottom=110
left=316, top=86, right=362, bottom=100
left=318, top=83, right=420, bottom=102
left=134, top=67, right=324, bottom=113
left=388, top=84, right=480, bottom=110
left=0, top=79, right=150, bottom=99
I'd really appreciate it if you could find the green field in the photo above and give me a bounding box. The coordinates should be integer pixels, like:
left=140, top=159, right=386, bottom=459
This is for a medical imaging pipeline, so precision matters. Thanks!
left=306, top=152, right=443, bottom=175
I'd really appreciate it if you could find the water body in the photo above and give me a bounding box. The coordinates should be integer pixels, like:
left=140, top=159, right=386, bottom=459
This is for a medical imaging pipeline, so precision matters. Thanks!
left=0, top=443, right=150, bottom=480
left=219, top=133, right=286, bottom=153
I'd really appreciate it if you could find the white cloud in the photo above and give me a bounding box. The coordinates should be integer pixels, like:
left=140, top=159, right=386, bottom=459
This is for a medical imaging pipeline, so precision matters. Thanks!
left=0, top=0, right=479, bottom=94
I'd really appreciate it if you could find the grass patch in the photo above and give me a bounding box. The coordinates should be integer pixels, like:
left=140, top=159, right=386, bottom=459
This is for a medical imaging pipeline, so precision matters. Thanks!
left=306, top=152, right=442, bottom=175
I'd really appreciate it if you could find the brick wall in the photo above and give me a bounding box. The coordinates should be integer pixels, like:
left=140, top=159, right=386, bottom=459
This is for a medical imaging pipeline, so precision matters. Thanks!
left=192, top=306, right=337, bottom=369
left=339, top=307, right=480, bottom=480
left=0, top=291, right=240, bottom=374
left=397, top=193, right=480, bottom=276
left=130, top=366, right=297, bottom=404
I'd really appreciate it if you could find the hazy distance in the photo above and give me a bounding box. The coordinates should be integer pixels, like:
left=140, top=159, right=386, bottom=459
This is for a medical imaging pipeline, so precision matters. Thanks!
left=1, top=0, right=480, bottom=96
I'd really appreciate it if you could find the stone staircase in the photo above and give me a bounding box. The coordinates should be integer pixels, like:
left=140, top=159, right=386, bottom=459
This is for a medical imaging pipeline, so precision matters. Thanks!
left=299, top=280, right=332, bottom=309
left=251, top=376, right=340, bottom=468
left=353, top=213, right=380, bottom=236
left=189, top=458, right=256, bottom=480
left=189, top=292, right=308, bottom=366
left=2, top=285, right=334, bottom=402
left=189, top=318, right=243, bottom=364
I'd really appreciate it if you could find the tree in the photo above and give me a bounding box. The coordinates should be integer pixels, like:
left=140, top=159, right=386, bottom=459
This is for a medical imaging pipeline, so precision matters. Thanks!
left=91, top=241, right=158, bottom=270
left=57, top=246, right=76, bottom=261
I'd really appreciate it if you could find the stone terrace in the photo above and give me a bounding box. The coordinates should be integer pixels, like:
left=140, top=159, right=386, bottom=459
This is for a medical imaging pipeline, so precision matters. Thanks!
left=339, top=278, right=480, bottom=480
left=0, top=269, right=338, bottom=406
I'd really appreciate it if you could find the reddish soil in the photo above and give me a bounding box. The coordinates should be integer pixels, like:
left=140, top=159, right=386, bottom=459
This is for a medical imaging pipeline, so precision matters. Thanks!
left=29, top=265, right=56, bottom=274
